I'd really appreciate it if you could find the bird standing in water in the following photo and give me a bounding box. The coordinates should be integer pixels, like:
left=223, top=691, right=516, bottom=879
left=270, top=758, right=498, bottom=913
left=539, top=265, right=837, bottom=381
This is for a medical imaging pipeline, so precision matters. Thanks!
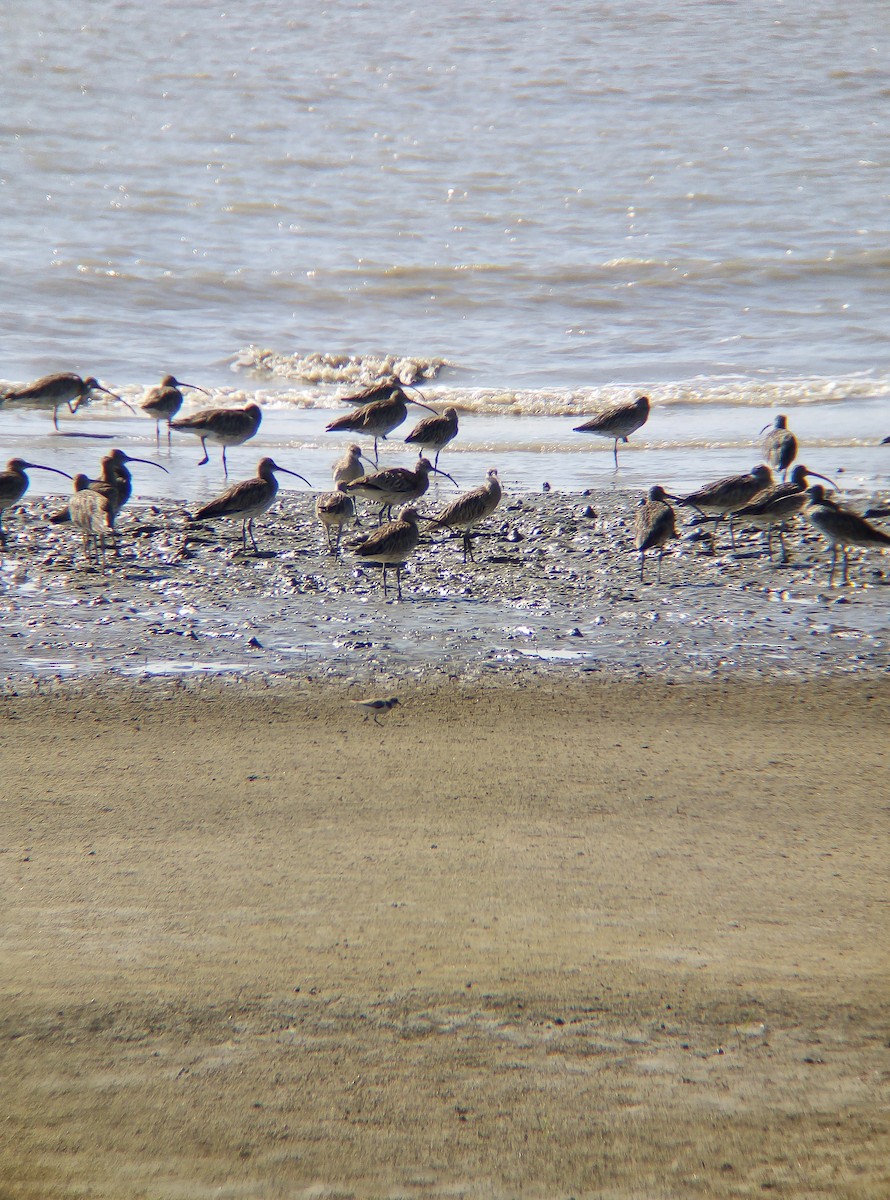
left=574, top=395, right=650, bottom=468
left=332, top=444, right=368, bottom=487
left=404, top=407, right=459, bottom=469
left=761, top=414, right=798, bottom=481
left=345, top=457, right=455, bottom=523
left=69, top=474, right=114, bottom=567
left=675, top=463, right=773, bottom=552
left=326, top=379, right=438, bottom=464
left=352, top=506, right=421, bottom=599
left=141, top=375, right=210, bottom=448
left=49, top=449, right=168, bottom=533
left=734, top=463, right=835, bottom=561
left=0, top=373, right=128, bottom=430
left=171, top=402, right=263, bottom=475
left=316, top=483, right=356, bottom=553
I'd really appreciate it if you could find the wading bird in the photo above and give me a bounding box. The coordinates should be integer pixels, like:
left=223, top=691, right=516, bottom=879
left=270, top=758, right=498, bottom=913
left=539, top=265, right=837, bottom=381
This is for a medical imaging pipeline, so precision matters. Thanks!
left=734, top=463, right=835, bottom=561
left=675, top=463, right=773, bottom=552
left=761, top=414, right=798, bottom=481
left=345, top=457, right=455, bottom=523
left=0, top=458, right=72, bottom=545
left=805, top=485, right=890, bottom=586
left=633, top=485, right=677, bottom=583
left=325, top=380, right=437, bottom=464
left=69, top=474, right=113, bottom=567
left=404, top=407, right=459, bottom=469
left=49, top=449, right=168, bottom=532
left=352, top=506, right=421, bottom=599
left=171, top=402, right=263, bottom=475
left=574, top=395, right=650, bottom=468
left=332, top=444, right=368, bottom=487
left=191, top=457, right=310, bottom=553
left=141, top=375, right=210, bottom=448
left=350, top=695, right=400, bottom=724
left=429, top=467, right=503, bottom=562
left=316, top=483, right=356, bottom=553
left=0, top=373, right=129, bottom=430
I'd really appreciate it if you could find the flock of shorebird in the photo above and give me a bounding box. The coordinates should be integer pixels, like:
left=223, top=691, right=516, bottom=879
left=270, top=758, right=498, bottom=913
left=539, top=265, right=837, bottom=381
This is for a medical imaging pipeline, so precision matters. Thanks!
left=1, top=371, right=889, bottom=594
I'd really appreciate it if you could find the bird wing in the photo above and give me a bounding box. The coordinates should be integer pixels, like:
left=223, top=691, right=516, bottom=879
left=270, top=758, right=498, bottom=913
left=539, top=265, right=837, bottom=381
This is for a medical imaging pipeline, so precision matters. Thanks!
left=194, top=478, right=260, bottom=519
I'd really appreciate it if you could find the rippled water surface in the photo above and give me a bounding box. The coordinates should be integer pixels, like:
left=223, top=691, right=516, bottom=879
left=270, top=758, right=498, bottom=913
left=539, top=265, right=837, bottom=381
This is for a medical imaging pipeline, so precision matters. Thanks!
left=3, top=0, right=890, bottom=399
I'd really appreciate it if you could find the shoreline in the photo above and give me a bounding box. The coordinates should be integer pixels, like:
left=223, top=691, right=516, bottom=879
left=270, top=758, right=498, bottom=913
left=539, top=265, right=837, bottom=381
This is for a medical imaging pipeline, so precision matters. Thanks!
left=2, top=676, right=888, bottom=1197
left=2, top=484, right=888, bottom=688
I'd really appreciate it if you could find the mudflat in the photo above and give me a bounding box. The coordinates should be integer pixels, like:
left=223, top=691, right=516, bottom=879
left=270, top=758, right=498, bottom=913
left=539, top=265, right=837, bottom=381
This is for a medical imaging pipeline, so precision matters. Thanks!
left=1, top=676, right=888, bottom=1198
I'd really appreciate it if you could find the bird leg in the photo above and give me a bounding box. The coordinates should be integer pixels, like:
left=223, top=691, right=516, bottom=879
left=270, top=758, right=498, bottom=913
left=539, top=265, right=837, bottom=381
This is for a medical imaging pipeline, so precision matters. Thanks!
left=828, top=544, right=838, bottom=587
left=639, top=551, right=646, bottom=583
left=197, top=437, right=210, bottom=467
left=657, top=546, right=665, bottom=584
left=222, top=447, right=229, bottom=478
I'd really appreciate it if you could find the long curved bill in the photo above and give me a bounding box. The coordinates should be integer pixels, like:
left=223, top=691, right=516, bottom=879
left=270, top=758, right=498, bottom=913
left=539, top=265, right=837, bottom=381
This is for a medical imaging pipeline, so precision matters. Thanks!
left=432, top=466, right=459, bottom=488
left=807, top=470, right=837, bottom=490
left=180, top=382, right=211, bottom=395
left=275, top=465, right=312, bottom=487
left=120, top=454, right=170, bottom=474
left=22, top=462, right=74, bottom=480
left=401, top=381, right=439, bottom=414
left=85, top=384, right=138, bottom=417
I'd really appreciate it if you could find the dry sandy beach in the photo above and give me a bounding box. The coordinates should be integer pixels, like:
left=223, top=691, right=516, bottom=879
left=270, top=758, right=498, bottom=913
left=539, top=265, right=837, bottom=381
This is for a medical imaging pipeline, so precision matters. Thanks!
left=2, top=675, right=888, bottom=1199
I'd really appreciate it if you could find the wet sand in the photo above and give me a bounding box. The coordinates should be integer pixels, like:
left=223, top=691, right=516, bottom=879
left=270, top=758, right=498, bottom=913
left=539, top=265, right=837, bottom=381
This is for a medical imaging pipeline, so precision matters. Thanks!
left=2, top=676, right=888, bottom=1198
left=1, top=483, right=888, bottom=686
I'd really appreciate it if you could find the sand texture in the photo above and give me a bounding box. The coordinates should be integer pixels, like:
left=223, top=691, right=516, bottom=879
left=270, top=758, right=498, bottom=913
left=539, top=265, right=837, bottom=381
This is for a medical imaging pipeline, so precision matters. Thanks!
left=1, top=677, right=888, bottom=1198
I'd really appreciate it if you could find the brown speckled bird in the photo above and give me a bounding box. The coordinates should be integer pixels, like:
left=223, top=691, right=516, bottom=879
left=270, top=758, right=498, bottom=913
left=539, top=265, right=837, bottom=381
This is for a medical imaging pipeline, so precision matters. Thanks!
left=633, top=485, right=677, bottom=583
left=192, top=457, right=310, bottom=552
left=574, top=395, right=650, bottom=467
left=0, top=372, right=128, bottom=429
left=805, top=485, right=890, bottom=585
left=352, top=506, right=421, bottom=599
left=0, top=458, right=71, bottom=544
left=171, top=402, right=263, bottom=475
left=141, top=375, right=210, bottom=447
